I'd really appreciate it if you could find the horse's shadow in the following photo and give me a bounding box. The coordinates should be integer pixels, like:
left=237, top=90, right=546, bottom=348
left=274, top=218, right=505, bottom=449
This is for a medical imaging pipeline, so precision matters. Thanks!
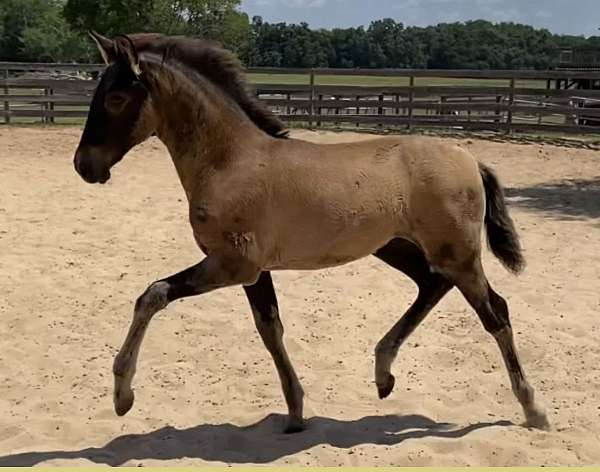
left=0, top=413, right=512, bottom=466
left=506, top=177, right=600, bottom=222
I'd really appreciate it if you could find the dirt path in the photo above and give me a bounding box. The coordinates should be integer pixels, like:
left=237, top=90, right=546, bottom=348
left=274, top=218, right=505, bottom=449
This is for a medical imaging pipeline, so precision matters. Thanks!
left=0, top=126, right=599, bottom=466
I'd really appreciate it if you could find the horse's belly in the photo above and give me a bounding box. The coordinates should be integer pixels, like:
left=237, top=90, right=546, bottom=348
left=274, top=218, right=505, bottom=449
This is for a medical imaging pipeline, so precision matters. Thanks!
left=264, top=219, right=402, bottom=271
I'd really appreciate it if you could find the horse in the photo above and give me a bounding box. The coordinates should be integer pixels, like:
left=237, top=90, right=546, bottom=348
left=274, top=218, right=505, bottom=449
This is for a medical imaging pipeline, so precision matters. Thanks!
left=73, top=31, right=549, bottom=434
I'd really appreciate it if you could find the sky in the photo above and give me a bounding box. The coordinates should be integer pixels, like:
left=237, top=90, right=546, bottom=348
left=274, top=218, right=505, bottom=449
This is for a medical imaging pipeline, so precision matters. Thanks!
left=240, top=0, right=600, bottom=37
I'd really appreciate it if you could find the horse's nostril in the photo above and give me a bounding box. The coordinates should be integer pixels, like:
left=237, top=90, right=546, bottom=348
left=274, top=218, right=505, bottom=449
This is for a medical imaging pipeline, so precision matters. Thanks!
left=75, top=156, right=95, bottom=182
left=74, top=149, right=85, bottom=175
left=77, top=159, right=88, bottom=178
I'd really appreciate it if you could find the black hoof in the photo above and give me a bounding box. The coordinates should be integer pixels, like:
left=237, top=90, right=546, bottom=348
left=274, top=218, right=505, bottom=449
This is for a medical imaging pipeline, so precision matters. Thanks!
left=114, top=389, right=135, bottom=416
left=377, top=373, right=395, bottom=399
left=284, top=418, right=305, bottom=434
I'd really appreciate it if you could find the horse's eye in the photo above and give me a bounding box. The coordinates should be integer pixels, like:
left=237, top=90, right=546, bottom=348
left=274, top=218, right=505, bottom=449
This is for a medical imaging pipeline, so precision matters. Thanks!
left=105, top=93, right=128, bottom=111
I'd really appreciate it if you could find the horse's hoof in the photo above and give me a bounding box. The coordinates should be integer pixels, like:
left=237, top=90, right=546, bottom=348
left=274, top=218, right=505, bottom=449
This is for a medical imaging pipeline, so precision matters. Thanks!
left=524, top=408, right=550, bottom=431
left=114, top=388, right=135, bottom=417
left=377, top=373, right=395, bottom=399
left=284, top=417, right=305, bottom=434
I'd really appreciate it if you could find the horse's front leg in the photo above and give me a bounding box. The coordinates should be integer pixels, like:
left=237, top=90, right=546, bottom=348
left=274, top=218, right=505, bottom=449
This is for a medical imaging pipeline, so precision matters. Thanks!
left=244, top=272, right=304, bottom=433
left=112, top=254, right=260, bottom=416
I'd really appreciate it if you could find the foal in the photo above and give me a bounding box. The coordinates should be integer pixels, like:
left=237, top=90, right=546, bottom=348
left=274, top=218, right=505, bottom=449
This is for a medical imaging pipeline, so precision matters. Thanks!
left=73, top=32, right=549, bottom=433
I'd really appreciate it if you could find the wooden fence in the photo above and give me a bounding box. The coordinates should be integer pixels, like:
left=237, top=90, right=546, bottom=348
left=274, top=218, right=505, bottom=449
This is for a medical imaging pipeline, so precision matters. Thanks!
left=3, top=62, right=600, bottom=135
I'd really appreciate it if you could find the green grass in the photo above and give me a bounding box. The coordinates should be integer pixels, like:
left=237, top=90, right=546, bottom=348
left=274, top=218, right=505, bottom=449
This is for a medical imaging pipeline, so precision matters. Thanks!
left=248, top=73, right=545, bottom=88
left=4, top=75, right=546, bottom=98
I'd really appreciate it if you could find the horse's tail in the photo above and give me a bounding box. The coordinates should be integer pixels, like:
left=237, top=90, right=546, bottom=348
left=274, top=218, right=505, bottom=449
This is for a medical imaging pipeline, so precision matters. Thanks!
left=479, top=163, right=525, bottom=275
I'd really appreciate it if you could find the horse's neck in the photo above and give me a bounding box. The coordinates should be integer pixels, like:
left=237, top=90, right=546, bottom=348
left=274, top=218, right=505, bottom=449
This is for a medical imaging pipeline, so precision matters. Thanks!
left=152, top=78, right=266, bottom=195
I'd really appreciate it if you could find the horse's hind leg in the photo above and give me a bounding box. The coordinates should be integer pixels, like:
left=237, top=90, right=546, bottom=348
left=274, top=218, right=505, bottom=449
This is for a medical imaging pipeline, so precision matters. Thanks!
left=373, top=238, right=453, bottom=399
left=450, top=256, right=549, bottom=430
left=243, top=272, right=304, bottom=434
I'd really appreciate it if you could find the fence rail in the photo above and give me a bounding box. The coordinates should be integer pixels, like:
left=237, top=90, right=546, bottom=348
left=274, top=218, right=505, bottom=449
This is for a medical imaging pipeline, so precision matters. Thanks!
left=2, top=62, right=600, bottom=134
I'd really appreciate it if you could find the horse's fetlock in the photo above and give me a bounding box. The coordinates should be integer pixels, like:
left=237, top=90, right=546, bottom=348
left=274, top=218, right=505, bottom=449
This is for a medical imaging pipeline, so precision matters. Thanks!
left=375, top=340, right=390, bottom=356
left=113, top=354, right=128, bottom=377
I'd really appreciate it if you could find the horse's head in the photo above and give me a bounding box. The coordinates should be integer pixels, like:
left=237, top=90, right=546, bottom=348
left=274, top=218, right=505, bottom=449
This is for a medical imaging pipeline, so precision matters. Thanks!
left=74, top=32, right=156, bottom=184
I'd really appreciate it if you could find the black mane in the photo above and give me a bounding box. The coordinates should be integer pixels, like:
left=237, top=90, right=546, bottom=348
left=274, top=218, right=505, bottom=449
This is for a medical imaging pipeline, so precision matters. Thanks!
left=140, top=35, right=289, bottom=139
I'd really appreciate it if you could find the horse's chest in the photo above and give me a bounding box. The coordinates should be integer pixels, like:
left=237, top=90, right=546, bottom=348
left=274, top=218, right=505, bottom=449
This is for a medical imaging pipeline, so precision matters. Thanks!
left=188, top=199, right=257, bottom=258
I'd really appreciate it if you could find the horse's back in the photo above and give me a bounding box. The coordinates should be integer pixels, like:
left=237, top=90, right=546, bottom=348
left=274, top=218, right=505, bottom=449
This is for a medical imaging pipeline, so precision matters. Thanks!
left=262, top=135, right=485, bottom=271
left=315, top=135, right=487, bottom=270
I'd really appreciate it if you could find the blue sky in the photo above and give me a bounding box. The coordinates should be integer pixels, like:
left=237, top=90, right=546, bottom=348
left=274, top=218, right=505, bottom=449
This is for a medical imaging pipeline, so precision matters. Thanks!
left=241, top=0, right=600, bottom=37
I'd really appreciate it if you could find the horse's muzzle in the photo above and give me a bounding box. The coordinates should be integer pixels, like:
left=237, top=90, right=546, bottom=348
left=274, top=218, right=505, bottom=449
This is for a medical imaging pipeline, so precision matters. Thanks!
left=74, top=146, right=111, bottom=184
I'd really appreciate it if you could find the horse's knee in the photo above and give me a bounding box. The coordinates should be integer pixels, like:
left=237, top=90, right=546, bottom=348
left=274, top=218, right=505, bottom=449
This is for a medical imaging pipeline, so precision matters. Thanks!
left=135, top=281, right=170, bottom=316
left=257, top=315, right=284, bottom=341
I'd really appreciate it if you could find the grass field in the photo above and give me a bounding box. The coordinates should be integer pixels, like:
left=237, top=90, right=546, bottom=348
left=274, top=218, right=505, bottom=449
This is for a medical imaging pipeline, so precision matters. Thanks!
left=248, top=73, right=546, bottom=88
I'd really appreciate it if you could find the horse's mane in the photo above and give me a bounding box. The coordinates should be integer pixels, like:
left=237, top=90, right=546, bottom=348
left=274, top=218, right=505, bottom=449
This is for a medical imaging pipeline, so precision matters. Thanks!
left=132, top=34, right=289, bottom=139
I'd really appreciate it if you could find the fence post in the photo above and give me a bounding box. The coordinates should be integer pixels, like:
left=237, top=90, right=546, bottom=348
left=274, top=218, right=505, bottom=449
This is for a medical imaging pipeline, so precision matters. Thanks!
left=308, top=68, right=315, bottom=129
left=286, top=93, right=290, bottom=116
left=43, top=87, right=50, bottom=124
left=537, top=82, right=547, bottom=125
left=467, top=96, right=472, bottom=122
left=317, top=94, right=323, bottom=127
left=407, top=76, right=415, bottom=130
left=49, top=86, right=55, bottom=124
left=495, top=95, right=501, bottom=124
left=378, top=94, right=384, bottom=129
left=540, top=79, right=551, bottom=126
left=42, top=87, right=47, bottom=124
left=507, top=77, right=515, bottom=134
left=3, top=68, right=9, bottom=124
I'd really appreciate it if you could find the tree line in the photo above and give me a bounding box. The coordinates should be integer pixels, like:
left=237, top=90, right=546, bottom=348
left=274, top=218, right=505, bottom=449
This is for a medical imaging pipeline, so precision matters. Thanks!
left=1, top=0, right=599, bottom=69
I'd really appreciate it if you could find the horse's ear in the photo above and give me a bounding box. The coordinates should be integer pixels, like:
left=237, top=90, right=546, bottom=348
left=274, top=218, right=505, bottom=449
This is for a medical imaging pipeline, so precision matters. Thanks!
left=89, top=31, right=115, bottom=65
left=114, top=35, right=142, bottom=78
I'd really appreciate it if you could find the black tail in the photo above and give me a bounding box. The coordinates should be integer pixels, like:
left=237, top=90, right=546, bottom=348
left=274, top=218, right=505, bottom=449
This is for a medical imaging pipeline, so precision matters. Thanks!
left=479, top=163, right=525, bottom=275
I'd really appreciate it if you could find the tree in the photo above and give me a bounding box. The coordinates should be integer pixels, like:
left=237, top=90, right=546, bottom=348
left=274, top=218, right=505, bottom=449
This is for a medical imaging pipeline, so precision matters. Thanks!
left=0, top=0, right=91, bottom=62
left=63, top=0, right=251, bottom=57
left=63, top=0, right=156, bottom=37
left=2, top=1, right=596, bottom=69
left=367, top=19, right=426, bottom=68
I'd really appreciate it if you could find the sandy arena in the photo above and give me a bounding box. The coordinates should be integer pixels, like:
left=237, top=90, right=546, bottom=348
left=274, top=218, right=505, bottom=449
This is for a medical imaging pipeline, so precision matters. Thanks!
left=0, top=126, right=599, bottom=466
